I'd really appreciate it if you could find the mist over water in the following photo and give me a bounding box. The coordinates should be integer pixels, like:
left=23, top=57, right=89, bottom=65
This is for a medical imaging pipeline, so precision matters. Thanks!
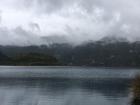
left=0, top=66, right=139, bottom=105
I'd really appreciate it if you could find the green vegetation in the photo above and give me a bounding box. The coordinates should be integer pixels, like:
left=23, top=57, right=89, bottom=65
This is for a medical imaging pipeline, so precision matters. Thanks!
left=1, top=37, right=140, bottom=66
left=132, top=76, right=140, bottom=105
left=0, top=52, right=60, bottom=66
left=0, top=51, right=11, bottom=65
left=11, top=53, right=60, bottom=66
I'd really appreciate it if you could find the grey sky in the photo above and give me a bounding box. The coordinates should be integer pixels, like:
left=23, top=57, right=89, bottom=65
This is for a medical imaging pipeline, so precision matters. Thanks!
left=0, top=0, right=140, bottom=45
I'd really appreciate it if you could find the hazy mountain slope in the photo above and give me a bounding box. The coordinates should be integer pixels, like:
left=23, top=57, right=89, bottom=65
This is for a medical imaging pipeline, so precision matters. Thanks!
left=1, top=37, right=140, bottom=67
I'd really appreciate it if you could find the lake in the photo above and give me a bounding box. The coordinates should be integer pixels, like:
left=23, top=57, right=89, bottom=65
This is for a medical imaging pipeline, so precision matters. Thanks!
left=0, top=66, right=140, bottom=105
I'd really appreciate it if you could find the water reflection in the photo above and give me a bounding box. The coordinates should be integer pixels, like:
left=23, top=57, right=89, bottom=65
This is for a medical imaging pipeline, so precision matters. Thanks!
left=0, top=66, right=139, bottom=105
left=0, top=78, right=131, bottom=105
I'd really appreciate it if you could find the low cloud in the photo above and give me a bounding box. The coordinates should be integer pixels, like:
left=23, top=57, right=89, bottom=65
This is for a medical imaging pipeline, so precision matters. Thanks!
left=0, top=0, right=140, bottom=45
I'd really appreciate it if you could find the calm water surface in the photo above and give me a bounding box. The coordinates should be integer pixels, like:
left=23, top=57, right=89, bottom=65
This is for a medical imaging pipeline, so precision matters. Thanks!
left=0, top=66, right=140, bottom=105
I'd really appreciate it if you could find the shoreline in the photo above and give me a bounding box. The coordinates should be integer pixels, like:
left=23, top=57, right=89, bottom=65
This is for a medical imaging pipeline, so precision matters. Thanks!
left=0, top=65, right=140, bottom=69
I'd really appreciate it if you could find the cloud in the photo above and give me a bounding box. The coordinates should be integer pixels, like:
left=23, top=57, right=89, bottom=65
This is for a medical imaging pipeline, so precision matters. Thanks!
left=0, top=26, right=47, bottom=46
left=29, top=22, right=40, bottom=31
left=0, top=0, right=140, bottom=45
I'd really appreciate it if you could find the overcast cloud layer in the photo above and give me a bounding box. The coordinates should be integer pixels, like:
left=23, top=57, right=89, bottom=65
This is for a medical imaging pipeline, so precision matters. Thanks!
left=0, top=0, right=140, bottom=45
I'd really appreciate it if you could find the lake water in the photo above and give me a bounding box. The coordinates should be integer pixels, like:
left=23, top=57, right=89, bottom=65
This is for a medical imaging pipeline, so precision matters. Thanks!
left=0, top=66, right=140, bottom=105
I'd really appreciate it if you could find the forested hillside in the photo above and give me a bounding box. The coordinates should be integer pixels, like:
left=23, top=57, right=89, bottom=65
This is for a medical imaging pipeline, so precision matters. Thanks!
left=1, top=37, right=140, bottom=67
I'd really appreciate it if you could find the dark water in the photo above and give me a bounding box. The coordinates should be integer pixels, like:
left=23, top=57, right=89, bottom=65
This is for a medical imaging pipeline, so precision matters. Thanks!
left=0, top=66, right=139, bottom=105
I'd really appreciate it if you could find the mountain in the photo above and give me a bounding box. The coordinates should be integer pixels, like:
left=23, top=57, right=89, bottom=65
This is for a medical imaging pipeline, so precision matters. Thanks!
left=1, top=38, right=140, bottom=67
left=12, top=53, right=60, bottom=66
left=41, top=35, right=69, bottom=44
left=98, top=36, right=129, bottom=44
left=0, top=51, right=10, bottom=64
